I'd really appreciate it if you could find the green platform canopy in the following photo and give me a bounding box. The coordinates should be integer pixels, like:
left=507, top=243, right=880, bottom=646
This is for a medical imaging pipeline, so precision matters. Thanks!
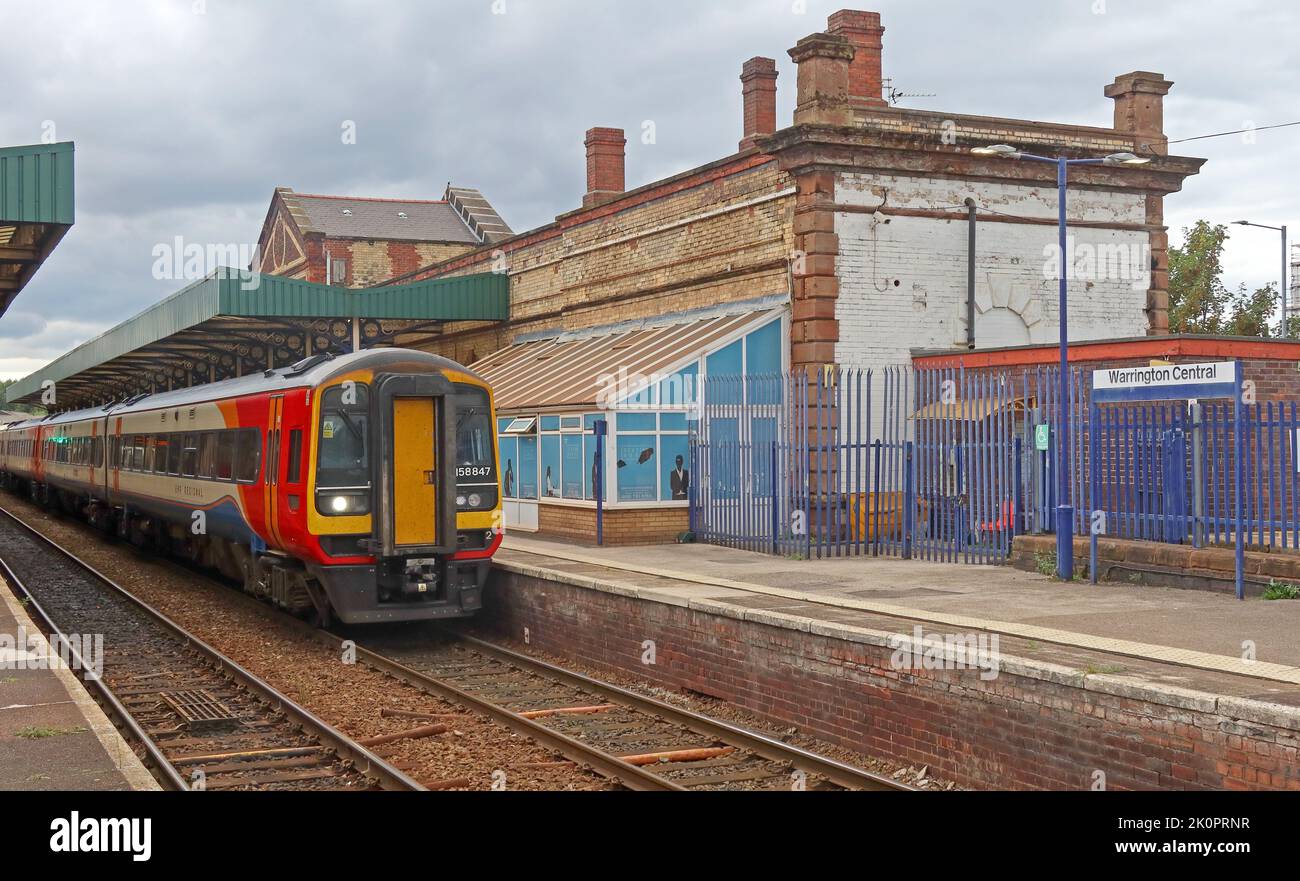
left=4, top=268, right=508, bottom=409
left=0, top=141, right=75, bottom=318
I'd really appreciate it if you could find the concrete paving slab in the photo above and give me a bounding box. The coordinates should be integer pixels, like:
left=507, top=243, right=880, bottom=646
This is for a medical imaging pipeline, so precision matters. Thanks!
left=0, top=575, right=157, bottom=791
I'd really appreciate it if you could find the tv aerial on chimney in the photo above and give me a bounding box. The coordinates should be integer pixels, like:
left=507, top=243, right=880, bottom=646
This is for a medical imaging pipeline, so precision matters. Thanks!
left=881, top=77, right=936, bottom=105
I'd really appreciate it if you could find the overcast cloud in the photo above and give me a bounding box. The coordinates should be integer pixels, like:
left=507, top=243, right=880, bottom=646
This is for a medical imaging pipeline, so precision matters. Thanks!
left=1, top=0, right=1296, bottom=379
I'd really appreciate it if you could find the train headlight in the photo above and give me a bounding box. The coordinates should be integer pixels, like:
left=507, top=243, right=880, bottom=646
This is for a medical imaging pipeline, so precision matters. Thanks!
left=317, top=489, right=370, bottom=516
left=455, top=487, right=497, bottom=511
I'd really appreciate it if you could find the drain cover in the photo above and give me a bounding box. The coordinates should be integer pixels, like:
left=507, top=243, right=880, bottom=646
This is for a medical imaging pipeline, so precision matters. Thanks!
left=160, top=689, right=240, bottom=730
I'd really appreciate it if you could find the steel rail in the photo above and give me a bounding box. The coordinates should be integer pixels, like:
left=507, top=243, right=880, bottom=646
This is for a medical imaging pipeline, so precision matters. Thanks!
left=451, top=632, right=913, bottom=792
left=0, top=504, right=423, bottom=792
left=303, top=627, right=684, bottom=791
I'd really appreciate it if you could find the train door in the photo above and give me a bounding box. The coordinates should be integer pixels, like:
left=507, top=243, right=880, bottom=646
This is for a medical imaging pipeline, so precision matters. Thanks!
left=265, top=395, right=284, bottom=547
left=372, top=373, right=456, bottom=557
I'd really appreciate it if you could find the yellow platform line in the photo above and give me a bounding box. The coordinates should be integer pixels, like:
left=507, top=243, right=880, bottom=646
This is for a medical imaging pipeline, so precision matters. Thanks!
left=499, top=540, right=1300, bottom=687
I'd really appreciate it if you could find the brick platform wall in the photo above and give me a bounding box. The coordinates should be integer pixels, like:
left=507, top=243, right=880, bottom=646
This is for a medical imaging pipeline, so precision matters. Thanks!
left=483, top=569, right=1300, bottom=791
left=532, top=504, right=689, bottom=546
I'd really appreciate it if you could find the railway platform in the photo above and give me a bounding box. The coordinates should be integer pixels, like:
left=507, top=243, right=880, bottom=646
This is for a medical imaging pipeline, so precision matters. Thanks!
left=485, top=534, right=1300, bottom=791
left=0, top=576, right=157, bottom=791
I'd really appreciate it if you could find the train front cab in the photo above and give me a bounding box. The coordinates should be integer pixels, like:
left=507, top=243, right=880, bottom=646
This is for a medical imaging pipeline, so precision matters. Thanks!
left=308, top=368, right=500, bottom=624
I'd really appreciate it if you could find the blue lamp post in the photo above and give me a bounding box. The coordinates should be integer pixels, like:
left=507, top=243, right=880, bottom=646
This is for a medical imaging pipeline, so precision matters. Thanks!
left=971, top=144, right=1151, bottom=580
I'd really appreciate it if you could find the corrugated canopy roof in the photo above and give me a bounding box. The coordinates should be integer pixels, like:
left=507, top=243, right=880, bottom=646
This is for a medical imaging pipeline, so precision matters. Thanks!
left=473, top=308, right=781, bottom=412
left=0, top=141, right=74, bottom=319
left=4, top=268, right=508, bottom=409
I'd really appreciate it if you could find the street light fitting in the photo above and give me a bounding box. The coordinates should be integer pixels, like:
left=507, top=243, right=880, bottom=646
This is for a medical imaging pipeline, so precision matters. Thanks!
left=971, top=144, right=1020, bottom=157
left=1102, top=151, right=1151, bottom=166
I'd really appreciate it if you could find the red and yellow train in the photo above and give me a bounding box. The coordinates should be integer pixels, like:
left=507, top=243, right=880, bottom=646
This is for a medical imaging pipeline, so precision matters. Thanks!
left=0, top=349, right=502, bottom=624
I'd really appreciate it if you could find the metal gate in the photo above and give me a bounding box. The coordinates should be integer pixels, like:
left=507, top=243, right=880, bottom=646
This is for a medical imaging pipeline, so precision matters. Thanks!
left=689, top=366, right=1021, bottom=562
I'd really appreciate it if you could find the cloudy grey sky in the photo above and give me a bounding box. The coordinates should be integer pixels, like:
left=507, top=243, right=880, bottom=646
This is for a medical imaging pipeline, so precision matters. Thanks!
left=1, top=0, right=1296, bottom=380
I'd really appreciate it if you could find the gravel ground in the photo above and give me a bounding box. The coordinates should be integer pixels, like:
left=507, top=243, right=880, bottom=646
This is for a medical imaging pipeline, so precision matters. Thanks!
left=0, top=496, right=609, bottom=791
left=461, top=625, right=959, bottom=791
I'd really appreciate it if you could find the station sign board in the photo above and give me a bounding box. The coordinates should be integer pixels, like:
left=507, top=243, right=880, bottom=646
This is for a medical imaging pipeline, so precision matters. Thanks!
left=1091, top=361, right=1238, bottom=404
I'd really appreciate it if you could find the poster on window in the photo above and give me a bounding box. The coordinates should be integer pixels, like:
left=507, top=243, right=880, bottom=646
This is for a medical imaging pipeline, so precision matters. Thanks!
left=616, top=434, right=657, bottom=502
left=659, top=434, right=690, bottom=501
left=499, top=436, right=518, bottom=498
left=540, top=435, right=561, bottom=498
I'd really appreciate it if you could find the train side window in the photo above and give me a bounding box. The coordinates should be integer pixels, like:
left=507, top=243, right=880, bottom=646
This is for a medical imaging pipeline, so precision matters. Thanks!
left=181, top=434, right=199, bottom=478
left=165, top=433, right=181, bottom=475
left=213, top=431, right=235, bottom=481
left=198, top=432, right=218, bottom=479
left=286, top=429, right=303, bottom=484
left=234, top=429, right=261, bottom=483
left=143, top=436, right=157, bottom=473
left=131, top=436, right=146, bottom=471
left=152, top=435, right=168, bottom=474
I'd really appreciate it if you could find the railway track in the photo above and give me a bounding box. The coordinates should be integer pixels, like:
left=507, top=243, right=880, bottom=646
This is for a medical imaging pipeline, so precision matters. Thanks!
left=0, top=504, right=421, bottom=792
left=356, top=629, right=912, bottom=791
left=0, top=498, right=912, bottom=792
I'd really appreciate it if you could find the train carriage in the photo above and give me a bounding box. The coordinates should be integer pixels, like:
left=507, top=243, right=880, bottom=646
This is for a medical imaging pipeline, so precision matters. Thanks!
left=0, top=348, right=502, bottom=624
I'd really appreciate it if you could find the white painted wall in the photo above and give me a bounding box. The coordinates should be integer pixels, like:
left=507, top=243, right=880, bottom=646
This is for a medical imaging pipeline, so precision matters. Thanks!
left=835, top=172, right=1150, bottom=374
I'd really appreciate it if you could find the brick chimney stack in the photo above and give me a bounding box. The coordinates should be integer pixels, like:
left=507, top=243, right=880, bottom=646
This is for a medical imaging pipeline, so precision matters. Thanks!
left=739, top=56, right=779, bottom=152
left=1105, top=71, right=1173, bottom=155
left=583, top=127, right=626, bottom=208
left=826, top=9, right=886, bottom=106
left=788, top=33, right=856, bottom=127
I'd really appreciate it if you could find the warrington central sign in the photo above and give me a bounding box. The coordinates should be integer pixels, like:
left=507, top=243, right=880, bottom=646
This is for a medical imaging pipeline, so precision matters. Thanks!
left=1092, top=361, right=1238, bottom=403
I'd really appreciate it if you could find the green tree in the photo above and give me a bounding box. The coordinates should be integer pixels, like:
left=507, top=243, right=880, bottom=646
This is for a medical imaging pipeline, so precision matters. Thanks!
left=1168, top=220, right=1231, bottom=333
left=1169, top=220, right=1282, bottom=337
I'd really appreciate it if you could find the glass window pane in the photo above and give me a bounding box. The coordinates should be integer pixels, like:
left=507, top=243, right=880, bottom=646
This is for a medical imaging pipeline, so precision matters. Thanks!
left=616, top=434, right=657, bottom=502
left=562, top=435, right=583, bottom=498
left=518, top=436, right=538, bottom=499
left=498, top=436, right=519, bottom=498
left=660, top=412, right=687, bottom=432
left=181, top=434, right=199, bottom=477
left=540, top=415, right=561, bottom=432
left=317, top=385, right=369, bottom=489
left=199, top=433, right=218, bottom=479
left=661, top=434, right=690, bottom=501
left=286, top=429, right=303, bottom=484
left=657, top=363, right=698, bottom=408
left=540, top=435, right=561, bottom=498
left=706, top=338, right=743, bottom=378
left=235, top=429, right=261, bottom=483
left=617, top=412, right=655, bottom=431
left=214, top=432, right=235, bottom=481
left=745, top=320, right=782, bottom=375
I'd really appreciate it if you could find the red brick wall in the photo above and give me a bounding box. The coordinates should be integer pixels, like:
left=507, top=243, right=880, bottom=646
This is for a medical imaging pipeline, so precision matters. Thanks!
left=484, top=569, right=1300, bottom=790
left=533, top=505, right=689, bottom=546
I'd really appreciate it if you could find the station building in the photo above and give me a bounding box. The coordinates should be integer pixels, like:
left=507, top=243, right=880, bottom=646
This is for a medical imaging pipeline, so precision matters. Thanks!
left=358, top=9, right=1206, bottom=542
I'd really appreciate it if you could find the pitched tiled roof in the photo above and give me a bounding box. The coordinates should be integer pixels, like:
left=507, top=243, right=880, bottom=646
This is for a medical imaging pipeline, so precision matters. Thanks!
left=292, top=193, right=481, bottom=243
